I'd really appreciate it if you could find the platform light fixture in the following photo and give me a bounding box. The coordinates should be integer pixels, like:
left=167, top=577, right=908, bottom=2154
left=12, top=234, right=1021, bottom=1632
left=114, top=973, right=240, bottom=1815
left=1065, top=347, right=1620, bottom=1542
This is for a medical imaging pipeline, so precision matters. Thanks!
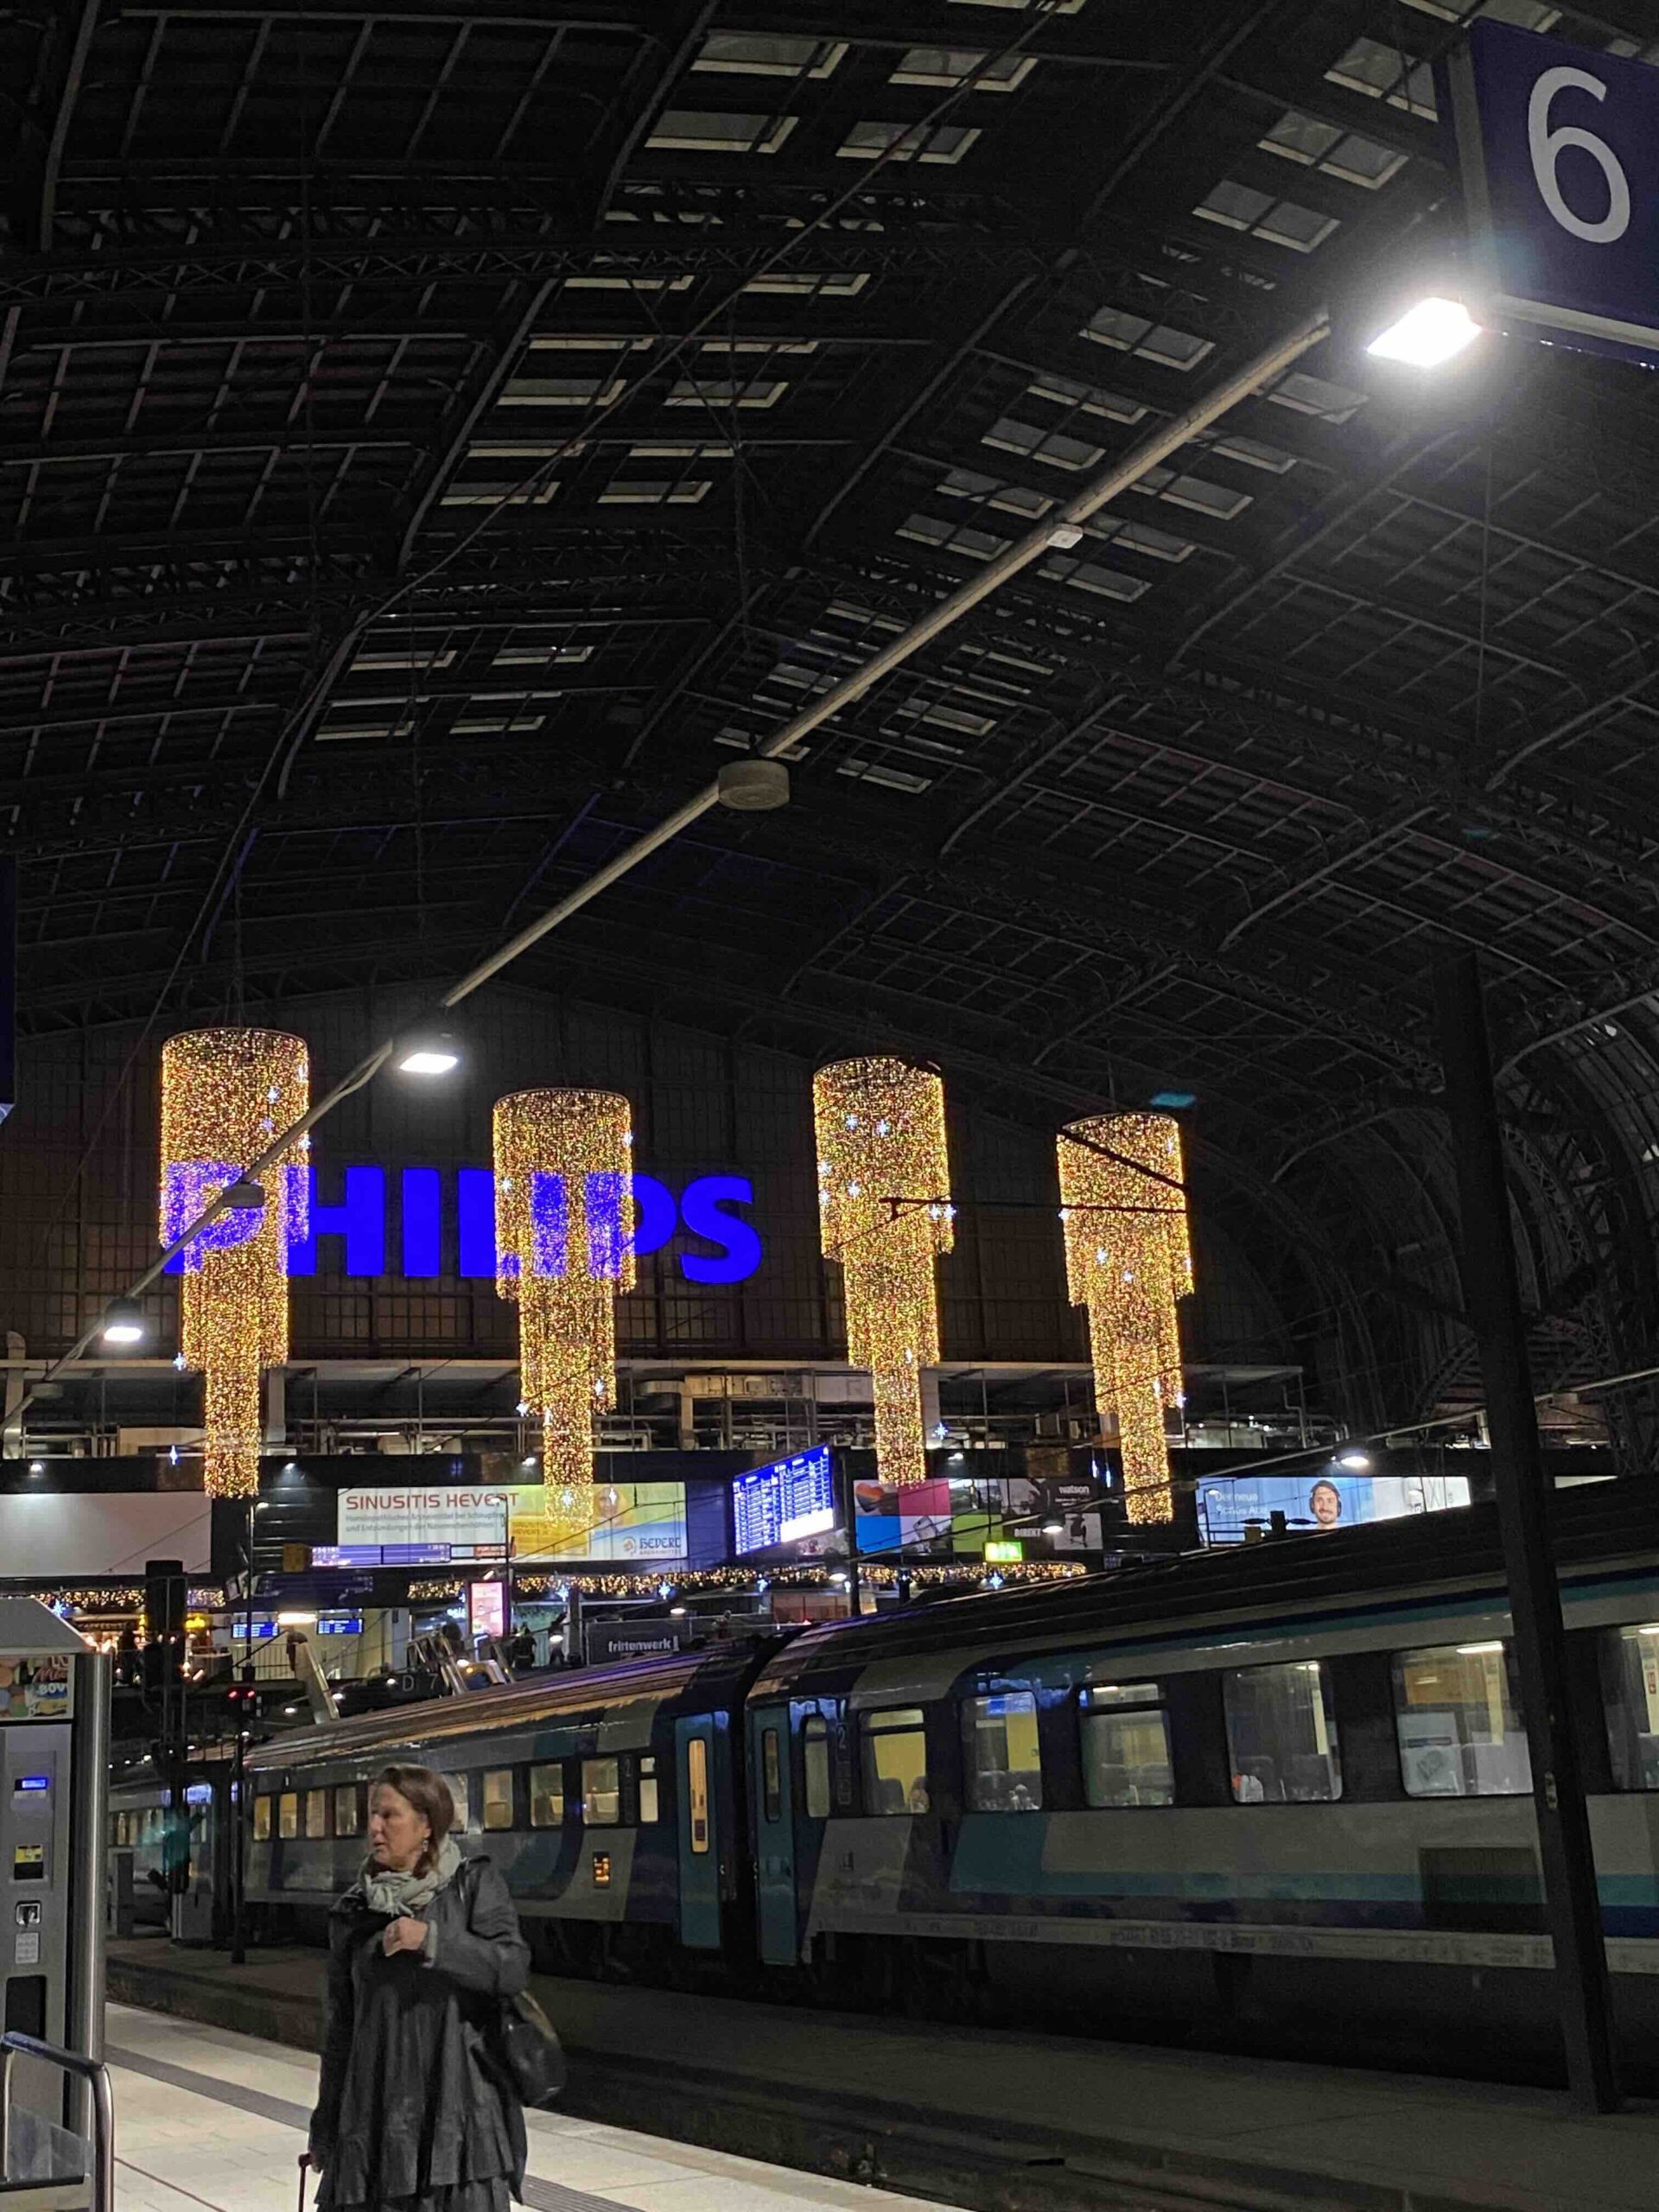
left=1366, top=296, right=1483, bottom=368
left=396, top=1027, right=462, bottom=1077
left=1337, top=1449, right=1372, bottom=1471
left=100, top=1300, right=148, bottom=1347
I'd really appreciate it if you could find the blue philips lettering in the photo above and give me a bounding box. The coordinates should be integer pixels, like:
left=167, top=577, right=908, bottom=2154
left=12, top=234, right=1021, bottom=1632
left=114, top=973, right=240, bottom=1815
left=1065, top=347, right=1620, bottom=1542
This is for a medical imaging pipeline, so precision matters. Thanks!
left=260, top=1162, right=765, bottom=1283
left=402, top=1169, right=441, bottom=1277
left=457, top=1167, right=496, bottom=1278
left=287, top=1166, right=387, bottom=1277
left=678, top=1175, right=763, bottom=1286
left=625, top=1173, right=677, bottom=1259
left=162, top=1160, right=261, bottom=1274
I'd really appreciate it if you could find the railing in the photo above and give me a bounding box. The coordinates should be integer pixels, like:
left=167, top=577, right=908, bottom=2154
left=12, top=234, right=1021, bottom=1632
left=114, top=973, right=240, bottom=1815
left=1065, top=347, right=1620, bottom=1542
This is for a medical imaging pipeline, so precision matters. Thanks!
left=0, top=2031, right=114, bottom=2212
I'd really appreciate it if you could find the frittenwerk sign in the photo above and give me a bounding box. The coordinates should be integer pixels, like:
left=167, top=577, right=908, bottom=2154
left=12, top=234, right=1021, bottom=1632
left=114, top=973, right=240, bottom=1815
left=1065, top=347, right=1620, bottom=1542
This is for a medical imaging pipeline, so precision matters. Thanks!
left=162, top=1165, right=762, bottom=1284
left=1444, top=21, right=1659, bottom=365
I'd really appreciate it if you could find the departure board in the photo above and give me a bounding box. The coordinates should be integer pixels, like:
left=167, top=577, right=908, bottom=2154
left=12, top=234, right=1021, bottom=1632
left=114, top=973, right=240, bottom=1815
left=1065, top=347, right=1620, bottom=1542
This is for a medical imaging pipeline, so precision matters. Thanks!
left=732, top=1445, right=837, bottom=1555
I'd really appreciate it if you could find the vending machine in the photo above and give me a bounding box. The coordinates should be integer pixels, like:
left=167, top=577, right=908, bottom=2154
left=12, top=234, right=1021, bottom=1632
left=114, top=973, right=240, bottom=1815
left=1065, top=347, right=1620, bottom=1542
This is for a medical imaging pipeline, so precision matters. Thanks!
left=0, top=1601, right=108, bottom=2126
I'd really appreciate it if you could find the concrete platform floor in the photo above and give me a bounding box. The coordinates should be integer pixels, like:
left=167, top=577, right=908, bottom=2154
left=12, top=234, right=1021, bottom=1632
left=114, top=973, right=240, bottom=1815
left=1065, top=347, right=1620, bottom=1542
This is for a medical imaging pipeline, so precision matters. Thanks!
left=105, top=2002, right=940, bottom=2212
left=108, top=1937, right=1659, bottom=2212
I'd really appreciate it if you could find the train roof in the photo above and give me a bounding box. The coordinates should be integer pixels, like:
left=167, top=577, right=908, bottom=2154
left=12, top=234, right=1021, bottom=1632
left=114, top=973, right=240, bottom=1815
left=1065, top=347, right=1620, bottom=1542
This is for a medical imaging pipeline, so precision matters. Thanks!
left=243, top=1636, right=768, bottom=1777
left=749, top=1479, right=1659, bottom=1699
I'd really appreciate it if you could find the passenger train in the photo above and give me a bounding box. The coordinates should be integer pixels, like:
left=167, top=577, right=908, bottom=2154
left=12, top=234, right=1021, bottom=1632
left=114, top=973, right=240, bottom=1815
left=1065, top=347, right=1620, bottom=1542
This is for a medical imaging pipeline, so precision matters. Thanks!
left=126, top=1485, right=1659, bottom=2083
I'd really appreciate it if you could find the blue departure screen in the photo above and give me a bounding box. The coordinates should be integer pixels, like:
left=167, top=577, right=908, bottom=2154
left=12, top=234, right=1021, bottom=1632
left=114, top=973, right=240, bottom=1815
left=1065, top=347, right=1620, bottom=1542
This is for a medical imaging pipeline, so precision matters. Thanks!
left=732, top=1446, right=836, bottom=1556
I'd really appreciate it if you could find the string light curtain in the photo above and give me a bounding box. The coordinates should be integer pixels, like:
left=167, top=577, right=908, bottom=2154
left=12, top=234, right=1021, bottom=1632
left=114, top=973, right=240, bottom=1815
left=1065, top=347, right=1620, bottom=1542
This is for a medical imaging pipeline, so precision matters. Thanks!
left=814, top=1057, right=953, bottom=1488
left=493, top=1089, right=634, bottom=1525
left=1057, top=1112, right=1193, bottom=1525
left=160, top=1028, right=310, bottom=1499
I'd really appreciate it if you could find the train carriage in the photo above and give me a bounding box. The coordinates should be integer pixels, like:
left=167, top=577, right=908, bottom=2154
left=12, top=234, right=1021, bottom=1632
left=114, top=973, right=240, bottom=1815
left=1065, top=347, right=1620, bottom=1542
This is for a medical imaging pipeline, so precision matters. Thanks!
left=242, top=1640, right=765, bottom=1978
left=212, top=1483, right=1659, bottom=2086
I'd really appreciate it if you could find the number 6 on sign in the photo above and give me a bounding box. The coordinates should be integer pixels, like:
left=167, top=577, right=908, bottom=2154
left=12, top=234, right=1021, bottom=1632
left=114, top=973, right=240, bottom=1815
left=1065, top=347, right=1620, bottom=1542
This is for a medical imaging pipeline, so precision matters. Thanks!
left=1527, top=67, right=1630, bottom=245
left=1444, top=20, right=1659, bottom=366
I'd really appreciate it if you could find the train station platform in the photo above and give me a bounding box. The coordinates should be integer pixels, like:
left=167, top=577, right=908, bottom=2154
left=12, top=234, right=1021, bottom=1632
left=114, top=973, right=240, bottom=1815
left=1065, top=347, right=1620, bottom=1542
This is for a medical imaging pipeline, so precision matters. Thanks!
left=105, top=2000, right=936, bottom=2212
left=108, top=1937, right=1659, bottom=2212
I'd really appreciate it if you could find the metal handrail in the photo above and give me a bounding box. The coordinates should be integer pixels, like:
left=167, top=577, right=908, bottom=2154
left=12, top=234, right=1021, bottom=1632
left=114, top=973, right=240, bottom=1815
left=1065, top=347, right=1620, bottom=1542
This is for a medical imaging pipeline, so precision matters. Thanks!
left=0, top=2032, right=113, bottom=2212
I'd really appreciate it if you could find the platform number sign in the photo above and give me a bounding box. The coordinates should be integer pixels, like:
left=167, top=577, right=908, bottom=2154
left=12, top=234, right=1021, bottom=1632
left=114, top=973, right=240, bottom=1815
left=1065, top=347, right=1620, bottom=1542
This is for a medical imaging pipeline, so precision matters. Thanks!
left=1444, top=22, right=1659, bottom=366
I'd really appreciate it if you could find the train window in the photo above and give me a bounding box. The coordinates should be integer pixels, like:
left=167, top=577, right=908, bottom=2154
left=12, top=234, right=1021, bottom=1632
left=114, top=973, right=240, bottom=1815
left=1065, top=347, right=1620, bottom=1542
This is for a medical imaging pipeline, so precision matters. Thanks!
left=304, top=1789, right=330, bottom=1839
left=1599, top=1624, right=1659, bottom=1790
left=334, top=1786, right=362, bottom=1837
left=582, top=1758, right=621, bottom=1824
left=761, top=1729, right=782, bottom=1822
left=861, top=1707, right=929, bottom=1815
left=1223, top=1662, right=1342, bottom=1803
left=278, top=1791, right=300, bottom=1839
left=963, top=1692, right=1043, bottom=1812
left=483, top=1770, right=515, bottom=1831
left=448, top=1775, right=470, bottom=1830
left=1080, top=1683, right=1175, bottom=1808
left=1393, top=1643, right=1531, bottom=1797
left=803, top=1717, right=832, bottom=1819
left=530, top=1764, right=565, bottom=1827
left=253, top=1798, right=271, bottom=1842
left=639, top=1756, right=660, bottom=1823
left=686, top=1737, right=710, bottom=1853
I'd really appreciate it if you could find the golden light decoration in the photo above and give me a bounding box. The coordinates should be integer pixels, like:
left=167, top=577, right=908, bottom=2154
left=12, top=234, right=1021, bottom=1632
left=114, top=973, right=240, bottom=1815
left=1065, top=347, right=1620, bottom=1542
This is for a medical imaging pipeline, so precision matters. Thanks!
left=1057, top=1113, right=1193, bottom=1525
left=814, top=1057, right=952, bottom=1488
left=493, top=1090, right=634, bottom=1515
left=160, top=1028, right=310, bottom=1499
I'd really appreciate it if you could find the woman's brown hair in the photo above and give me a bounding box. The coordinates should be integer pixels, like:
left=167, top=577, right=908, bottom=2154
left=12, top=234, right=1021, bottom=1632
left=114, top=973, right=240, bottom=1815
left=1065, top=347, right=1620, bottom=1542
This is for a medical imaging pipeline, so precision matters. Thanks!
left=372, top=1765, right=455, bottom=1876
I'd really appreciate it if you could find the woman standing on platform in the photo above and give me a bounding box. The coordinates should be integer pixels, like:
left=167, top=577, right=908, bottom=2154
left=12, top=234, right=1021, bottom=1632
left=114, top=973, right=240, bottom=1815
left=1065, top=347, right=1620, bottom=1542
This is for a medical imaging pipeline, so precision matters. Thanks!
left=308, top=1764, right=531, bottom=2212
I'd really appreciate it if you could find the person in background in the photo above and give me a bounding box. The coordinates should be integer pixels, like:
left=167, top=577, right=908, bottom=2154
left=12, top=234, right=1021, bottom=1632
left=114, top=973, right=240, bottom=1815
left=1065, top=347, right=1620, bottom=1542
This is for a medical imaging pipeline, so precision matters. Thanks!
left=308, top=1764, right=530, bottom=2212
left=1309, top=1479, right=1344, bottom=1531
left=505, top=1625, right=537, bottom=1675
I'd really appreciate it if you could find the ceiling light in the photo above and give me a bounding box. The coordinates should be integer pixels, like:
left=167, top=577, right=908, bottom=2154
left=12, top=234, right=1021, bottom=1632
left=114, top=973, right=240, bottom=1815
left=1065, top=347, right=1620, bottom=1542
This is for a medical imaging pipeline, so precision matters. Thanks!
left=28, top=1462, right=44, bottom=1478
left=1337, top=1450, right=1371, bottom=1471
left=1366, top=296, right=1482, bottom=368
left=100, top=1300, right=148, bottom=1347
left=1042, top=1520, right=1064, bottom=1535
left=396, top=1029, right=461, bottom=1077
left=1456, top=1642, right=1504, bottom=1656
left=716, top=759, right=790, bottom=811
left=219, top=1179, right=265, bottom=1209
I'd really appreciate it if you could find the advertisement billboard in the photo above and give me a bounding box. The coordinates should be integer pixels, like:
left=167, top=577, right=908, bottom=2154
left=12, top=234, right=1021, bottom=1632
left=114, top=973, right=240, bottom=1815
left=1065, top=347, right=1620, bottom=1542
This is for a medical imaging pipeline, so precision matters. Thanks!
left=323, top=1481, right=688, bottom=1566
left=1195, top=1468, right=1471, bottom=1546
left=852, top=1474, right=951, bottom=1559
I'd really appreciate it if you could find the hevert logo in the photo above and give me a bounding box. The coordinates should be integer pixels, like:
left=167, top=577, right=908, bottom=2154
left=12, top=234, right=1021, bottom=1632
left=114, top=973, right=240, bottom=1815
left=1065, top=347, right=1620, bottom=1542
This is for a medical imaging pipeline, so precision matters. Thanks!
left=161, top=1166, right=763, bottom=1285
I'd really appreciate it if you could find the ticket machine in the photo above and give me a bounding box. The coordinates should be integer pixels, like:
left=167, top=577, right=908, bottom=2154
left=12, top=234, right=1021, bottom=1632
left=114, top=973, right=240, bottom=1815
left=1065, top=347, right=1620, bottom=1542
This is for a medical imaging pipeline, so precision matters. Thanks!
left=0, top=1604, right=108, bottom=2129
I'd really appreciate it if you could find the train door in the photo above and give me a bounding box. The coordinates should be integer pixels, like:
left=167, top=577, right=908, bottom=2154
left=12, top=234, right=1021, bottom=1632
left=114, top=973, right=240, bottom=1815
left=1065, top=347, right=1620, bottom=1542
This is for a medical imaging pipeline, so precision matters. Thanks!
left=748, top=1704, right=797, bottom=1966
left=674, top=1716, right=721, bottom=1949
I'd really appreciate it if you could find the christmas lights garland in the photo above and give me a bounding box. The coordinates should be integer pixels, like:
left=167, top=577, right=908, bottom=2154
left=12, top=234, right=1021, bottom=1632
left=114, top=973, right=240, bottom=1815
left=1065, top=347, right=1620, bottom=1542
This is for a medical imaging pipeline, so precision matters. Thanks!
left=1057, top=1112, right=1192, bottom=1525
left=494, top=1089, right=635, bottom=1523
left=161, top=1028, right=310, bottom=1498
left=813, top=1057, right=952, bottom=1488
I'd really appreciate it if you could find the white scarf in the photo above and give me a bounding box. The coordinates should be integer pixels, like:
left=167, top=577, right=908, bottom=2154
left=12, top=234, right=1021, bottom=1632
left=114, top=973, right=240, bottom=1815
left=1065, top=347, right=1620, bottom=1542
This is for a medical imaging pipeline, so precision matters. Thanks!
left=357, top=1833, right=462, bottom=1917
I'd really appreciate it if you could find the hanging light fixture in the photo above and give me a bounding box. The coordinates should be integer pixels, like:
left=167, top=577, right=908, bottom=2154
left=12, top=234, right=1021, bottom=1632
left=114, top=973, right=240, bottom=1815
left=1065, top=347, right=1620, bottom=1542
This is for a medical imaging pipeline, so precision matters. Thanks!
left=1057, top=1113, right=1192, bottom=1525
left=493, top=1090, right=633, bottom=1530
left=160, top=1028, right=310, bottom=1499
left=813, top=1057, right=952, bottom=1489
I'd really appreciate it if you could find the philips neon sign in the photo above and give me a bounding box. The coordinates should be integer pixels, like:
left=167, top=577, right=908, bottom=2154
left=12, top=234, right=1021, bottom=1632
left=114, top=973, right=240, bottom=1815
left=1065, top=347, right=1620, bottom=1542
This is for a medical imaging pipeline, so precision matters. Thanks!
left=162, top=1166, right=763, bottom=1285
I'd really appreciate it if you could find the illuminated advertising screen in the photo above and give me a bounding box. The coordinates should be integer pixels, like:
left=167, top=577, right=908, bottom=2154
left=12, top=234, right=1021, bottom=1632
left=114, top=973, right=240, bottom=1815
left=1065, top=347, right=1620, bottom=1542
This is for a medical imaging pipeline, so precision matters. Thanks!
left=321, top=1481, right=688, bottom=1567
left=852, top=1474, right=951, bottom=1559
left=467, top=1580, right=505, bottom=1643
left=732, top=1446, right=836, bottom=1556
left=1195, top=1468, right=1471, bottom=1546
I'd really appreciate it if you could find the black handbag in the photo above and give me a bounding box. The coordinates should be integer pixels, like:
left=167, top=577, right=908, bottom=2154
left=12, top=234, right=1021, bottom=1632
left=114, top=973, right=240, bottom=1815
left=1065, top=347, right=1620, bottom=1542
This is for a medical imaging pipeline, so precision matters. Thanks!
left=459, top=1859, right=566, bottom=2107
left=488, top=1988, right=568, bottom=2107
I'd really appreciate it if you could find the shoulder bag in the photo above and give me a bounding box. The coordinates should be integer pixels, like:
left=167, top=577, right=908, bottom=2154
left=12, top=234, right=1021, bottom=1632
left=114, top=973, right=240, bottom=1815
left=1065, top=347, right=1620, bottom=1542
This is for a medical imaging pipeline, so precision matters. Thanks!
left=459, top=1857, right=567, bottom=2107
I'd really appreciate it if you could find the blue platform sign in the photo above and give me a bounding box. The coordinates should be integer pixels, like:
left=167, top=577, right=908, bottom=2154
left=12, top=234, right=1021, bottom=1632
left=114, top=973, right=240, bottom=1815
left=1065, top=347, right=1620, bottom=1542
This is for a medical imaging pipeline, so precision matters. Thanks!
left=1445, top=22, right=1659, bottom=366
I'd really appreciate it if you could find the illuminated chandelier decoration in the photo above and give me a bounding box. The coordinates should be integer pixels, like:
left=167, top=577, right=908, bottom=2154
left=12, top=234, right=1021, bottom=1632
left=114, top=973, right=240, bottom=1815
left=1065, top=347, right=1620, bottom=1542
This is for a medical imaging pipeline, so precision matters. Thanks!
left=160, top=1028, right=310, bottom=1499
left=814, top=1057, right=953, bottom=1488
left=493, top=1089, right=634, bottom=1531
left=1057, top=1113, right=1193, bottom=1525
